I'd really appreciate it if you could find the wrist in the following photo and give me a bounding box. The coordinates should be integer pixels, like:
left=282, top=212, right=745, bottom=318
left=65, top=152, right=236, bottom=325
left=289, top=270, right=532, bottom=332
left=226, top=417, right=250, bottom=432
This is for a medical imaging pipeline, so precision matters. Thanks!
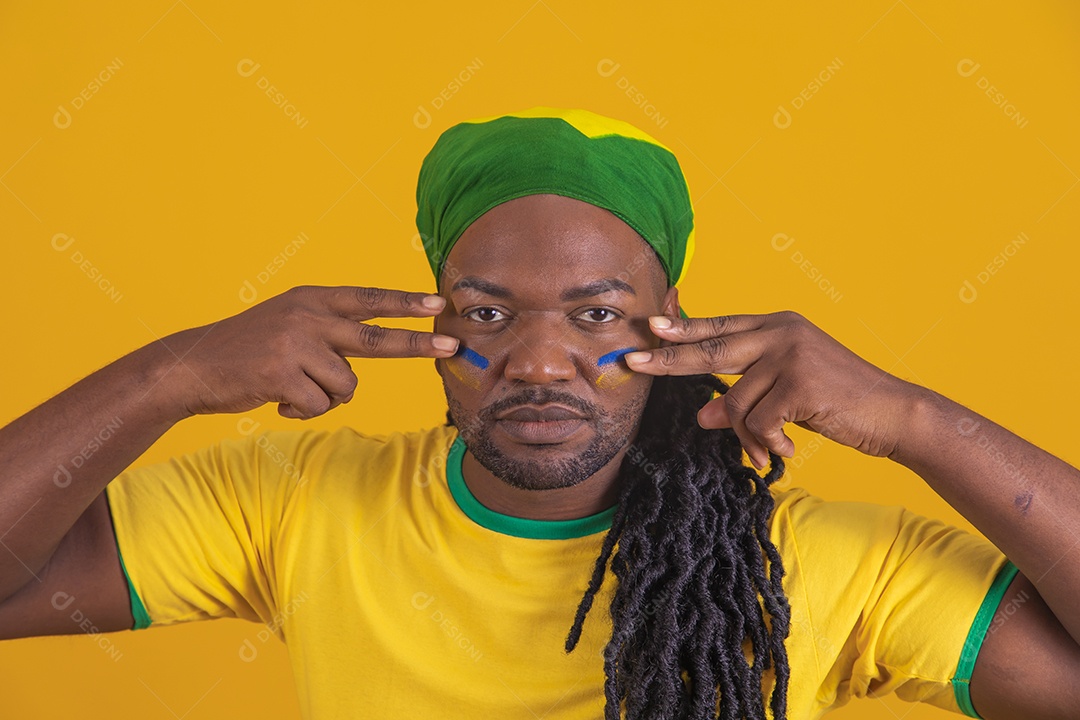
left=127, top=338, right=197, bottom=425
left=885, top=381, right=952, bottom=468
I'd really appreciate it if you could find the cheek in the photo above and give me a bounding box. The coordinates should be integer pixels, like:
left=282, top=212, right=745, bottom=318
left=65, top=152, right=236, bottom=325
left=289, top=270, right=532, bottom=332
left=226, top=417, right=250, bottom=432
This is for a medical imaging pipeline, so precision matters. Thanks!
left=443, top=348, right=491, bottom=391
left=594, top=346, right=640, bottom=390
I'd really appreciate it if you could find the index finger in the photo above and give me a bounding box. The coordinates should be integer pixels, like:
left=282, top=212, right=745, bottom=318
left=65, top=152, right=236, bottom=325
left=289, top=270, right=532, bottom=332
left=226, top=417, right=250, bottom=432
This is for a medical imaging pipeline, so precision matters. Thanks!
left=323, top=317, right=459, bottom=359
left=623, top=330, right=765, bottom=376
left=645, top=313, right=769, bottom=342
left=320, top=286, right=446, bottom=321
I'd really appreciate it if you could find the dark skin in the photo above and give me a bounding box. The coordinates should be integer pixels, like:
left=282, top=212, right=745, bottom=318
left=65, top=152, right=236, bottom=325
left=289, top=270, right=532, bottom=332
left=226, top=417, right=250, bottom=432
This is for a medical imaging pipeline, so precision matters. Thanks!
left=433, top=193, right=678, bottom=521
left=430, top=193, right=1080, bottom=717
left=0, top=193, right=1076, bottom=717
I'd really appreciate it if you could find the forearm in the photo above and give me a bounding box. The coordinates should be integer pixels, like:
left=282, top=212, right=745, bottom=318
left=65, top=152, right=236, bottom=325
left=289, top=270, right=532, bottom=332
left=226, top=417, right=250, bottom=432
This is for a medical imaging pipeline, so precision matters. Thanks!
left=0, top=341, right=188, bottom=602
left=889, top=384, right=1080, bottom=644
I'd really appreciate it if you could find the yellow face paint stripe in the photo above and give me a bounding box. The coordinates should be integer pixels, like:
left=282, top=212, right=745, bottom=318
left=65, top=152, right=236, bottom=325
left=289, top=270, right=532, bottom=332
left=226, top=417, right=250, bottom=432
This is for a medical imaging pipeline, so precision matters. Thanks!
left=594, top=347, right=637, bottom=389
left=595, top=371, right=631, bottom=389
left=446, top=359, right=481, bottom=390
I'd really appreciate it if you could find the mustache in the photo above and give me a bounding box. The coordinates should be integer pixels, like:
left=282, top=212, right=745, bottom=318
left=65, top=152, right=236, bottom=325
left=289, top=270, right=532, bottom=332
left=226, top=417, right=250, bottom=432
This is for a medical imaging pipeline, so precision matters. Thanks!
left=480, top=387, right=599, bottom=422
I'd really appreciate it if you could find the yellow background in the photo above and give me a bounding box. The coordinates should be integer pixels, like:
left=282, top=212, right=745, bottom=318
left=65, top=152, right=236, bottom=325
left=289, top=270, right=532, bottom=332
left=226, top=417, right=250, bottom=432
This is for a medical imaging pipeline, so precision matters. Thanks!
left=2, top=2, right=1078, bottom=718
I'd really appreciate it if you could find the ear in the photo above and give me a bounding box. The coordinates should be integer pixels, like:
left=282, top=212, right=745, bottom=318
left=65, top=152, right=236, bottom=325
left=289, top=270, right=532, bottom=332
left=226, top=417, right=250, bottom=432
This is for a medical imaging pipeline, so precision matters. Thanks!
left=661, top=286, right=680, bottom=319
left=657, top=286, right=681, bottom=348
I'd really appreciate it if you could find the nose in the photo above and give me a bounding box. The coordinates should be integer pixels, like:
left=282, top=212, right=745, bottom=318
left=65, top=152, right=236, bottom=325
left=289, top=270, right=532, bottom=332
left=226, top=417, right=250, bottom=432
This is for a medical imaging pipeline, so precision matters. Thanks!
left=503, top=320, right=578, bottom=384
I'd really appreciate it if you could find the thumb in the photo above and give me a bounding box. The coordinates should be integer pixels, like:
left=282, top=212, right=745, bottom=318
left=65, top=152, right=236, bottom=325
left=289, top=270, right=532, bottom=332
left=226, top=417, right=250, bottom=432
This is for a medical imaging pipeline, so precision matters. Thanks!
left=697, top=397, right=732, bottom=430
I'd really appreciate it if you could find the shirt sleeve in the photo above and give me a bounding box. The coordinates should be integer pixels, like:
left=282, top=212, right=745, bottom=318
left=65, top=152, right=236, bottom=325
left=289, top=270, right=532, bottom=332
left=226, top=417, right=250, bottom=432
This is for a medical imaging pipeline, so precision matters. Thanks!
left=778, top=487, right=1015, bottom=718
left=104, top=427, right=325, bottom=633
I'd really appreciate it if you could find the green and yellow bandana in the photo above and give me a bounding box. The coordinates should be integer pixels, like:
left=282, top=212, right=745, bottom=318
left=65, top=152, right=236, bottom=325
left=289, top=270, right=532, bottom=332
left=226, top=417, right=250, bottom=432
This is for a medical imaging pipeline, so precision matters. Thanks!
left=414, top=107, right=695, bottom=297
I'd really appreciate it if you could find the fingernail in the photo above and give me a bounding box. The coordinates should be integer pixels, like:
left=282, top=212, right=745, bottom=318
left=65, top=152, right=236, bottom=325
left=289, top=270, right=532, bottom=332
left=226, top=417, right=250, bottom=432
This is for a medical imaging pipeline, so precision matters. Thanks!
left=649, top=316, right=672, bottom=330
left=433, top=335, right=458, bottom=352
left=623, top=351, right=651, bottom=364
left=422, top=295, right=445, bottom=310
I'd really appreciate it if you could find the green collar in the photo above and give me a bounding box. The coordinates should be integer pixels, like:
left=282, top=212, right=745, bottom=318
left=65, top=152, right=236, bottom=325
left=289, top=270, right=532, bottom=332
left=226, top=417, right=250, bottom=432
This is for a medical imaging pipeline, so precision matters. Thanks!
left=445, top=434, right=617, bottom=540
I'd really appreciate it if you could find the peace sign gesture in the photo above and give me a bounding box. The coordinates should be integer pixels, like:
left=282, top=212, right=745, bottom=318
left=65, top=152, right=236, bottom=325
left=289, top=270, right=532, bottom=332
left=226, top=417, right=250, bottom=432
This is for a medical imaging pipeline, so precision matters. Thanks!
left=160, top=285, right=460, bottom=420
left=624, top=311, right=920, bottom=469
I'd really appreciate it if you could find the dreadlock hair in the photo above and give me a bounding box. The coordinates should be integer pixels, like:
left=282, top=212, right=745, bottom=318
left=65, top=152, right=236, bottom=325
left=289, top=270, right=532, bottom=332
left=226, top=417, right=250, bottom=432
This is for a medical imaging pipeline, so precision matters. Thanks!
left=564, top=373, right=791, bottom=720
left=444, top=372, right=791, bottom=719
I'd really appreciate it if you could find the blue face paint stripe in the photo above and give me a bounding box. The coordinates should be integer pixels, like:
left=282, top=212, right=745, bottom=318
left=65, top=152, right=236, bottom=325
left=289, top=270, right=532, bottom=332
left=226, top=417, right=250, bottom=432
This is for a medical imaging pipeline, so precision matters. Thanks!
left=597, top=347, right=638, bottom=367
left=460, top=347, right=490, bottom=370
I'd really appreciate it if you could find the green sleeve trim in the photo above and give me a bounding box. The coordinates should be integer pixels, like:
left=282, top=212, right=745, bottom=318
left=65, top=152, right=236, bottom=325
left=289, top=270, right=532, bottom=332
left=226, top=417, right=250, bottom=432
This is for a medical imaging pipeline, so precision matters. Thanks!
left=952, top=558, right=1019, bottom=718
left=117, top=552, right=153, bottom=630
left=104, top=486, right=153, bottom=630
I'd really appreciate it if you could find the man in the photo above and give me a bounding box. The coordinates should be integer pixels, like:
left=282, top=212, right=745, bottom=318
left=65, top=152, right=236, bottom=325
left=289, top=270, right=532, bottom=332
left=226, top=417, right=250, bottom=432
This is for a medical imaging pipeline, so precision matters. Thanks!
left=0, top=107, right=1077, bottom=719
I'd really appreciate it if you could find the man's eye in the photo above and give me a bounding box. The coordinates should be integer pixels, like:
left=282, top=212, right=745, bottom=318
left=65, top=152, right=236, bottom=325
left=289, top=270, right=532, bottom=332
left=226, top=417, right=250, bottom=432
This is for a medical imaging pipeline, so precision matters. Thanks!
left=464, top=307, right=507, bottom=322
left=577, top=308, right=618, bottom=323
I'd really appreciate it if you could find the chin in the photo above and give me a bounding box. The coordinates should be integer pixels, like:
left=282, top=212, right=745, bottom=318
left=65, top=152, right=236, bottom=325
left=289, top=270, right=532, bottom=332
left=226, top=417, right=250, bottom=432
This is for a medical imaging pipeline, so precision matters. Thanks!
left=471, top=424, right=621, bottom=492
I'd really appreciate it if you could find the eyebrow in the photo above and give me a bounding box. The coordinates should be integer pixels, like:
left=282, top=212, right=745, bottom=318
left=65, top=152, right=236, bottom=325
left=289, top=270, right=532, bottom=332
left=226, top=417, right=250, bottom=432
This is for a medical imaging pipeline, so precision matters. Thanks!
left=451, top=276, right=512, bottom=298
left=559, top=278, right=636, bottom=301
left=451, top=276, right=637, bottom=301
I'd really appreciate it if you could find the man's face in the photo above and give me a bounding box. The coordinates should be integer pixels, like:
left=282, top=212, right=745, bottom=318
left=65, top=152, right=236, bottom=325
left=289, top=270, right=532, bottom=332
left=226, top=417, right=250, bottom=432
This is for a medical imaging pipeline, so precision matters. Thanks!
left=434, top=193, right=678, bottom=491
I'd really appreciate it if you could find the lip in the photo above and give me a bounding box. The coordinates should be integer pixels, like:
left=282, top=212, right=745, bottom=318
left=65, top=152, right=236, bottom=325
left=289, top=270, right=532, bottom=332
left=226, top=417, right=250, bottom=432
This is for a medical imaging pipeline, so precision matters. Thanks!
left=496, top=417, right=588, bottom=444
left=496, top=404, right=586, bottom=422
left=493, top=404, right=588, bottom=444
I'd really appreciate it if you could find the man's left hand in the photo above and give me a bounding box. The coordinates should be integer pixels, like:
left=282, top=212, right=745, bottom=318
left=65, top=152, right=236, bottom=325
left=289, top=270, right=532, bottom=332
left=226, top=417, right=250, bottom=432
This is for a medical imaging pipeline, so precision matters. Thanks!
left=623, top=311, right=924, bottom=470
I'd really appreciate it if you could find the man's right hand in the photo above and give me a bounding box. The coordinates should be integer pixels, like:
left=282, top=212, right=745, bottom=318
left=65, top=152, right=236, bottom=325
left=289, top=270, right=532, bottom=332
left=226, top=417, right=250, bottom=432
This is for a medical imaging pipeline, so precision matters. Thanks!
left=0, top=283, right=460, bottom=635
left=158, top=285, right=459, bottom=420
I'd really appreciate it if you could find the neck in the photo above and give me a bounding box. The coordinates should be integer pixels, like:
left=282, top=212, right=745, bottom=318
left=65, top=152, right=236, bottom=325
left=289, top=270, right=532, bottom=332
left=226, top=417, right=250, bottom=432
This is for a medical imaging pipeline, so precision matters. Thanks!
left=460, top=446, right=628, bottom=521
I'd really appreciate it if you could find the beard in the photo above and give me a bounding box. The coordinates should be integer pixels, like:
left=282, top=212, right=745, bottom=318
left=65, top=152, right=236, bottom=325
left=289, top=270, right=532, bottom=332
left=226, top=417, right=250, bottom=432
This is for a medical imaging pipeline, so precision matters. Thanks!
left=444, top=380, right=651, bottom=492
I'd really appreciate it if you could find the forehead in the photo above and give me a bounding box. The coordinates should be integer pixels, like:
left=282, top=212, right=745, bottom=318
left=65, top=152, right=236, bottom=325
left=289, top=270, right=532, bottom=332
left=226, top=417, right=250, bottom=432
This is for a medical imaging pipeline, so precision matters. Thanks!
left=442, top=194, right=665, bottom=294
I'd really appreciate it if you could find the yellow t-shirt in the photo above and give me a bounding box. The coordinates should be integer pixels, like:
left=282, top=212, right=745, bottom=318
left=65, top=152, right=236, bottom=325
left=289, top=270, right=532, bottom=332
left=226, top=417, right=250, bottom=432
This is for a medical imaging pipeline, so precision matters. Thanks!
left=104, top=424, right=1015, bottom=719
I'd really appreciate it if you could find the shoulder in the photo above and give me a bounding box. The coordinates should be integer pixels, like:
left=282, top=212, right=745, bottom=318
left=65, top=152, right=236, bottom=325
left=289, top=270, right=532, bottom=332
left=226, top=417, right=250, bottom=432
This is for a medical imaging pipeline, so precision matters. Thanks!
left=764, top=483, right=944, bottom=620
left=769, top=482, right=996, bottom=569
left=766, top=481, right=1008, bottom=634
left=240, top=424, right=461, bottom=550
left=766, top=483, right=910, bottom=555
left=236, top=422, right=459, bottom=470
left=171, top=423, right=461, bottom=512
left=251, top=423, right=460, bottom=493
left=763, top=484, right=1010, bottom=707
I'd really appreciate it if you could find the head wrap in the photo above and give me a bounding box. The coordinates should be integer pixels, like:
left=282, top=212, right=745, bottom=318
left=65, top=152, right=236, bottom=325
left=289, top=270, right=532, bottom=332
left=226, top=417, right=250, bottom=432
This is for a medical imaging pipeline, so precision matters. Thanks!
left=415, top=107, right=695, bottom=301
